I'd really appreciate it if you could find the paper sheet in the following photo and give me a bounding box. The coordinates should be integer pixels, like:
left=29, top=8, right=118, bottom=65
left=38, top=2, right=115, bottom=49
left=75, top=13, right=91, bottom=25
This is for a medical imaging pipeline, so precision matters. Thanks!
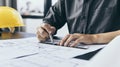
left=0, top=37, right=106, bottom=67
left=84, top=35, right=120, bottom=67
left=0, top=38, right=39, bottom=61
left=0, top=54, right=88, bottom=67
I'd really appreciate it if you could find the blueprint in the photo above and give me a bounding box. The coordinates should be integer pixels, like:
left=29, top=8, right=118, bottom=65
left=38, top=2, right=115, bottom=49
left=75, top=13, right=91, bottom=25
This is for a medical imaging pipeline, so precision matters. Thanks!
left=0, top=37, right=106, bottom=67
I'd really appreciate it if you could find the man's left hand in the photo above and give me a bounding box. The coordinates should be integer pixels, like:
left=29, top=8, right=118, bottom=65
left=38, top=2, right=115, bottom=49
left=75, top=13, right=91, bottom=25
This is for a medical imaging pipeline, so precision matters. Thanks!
left=59, top=33, right=97, bottom=47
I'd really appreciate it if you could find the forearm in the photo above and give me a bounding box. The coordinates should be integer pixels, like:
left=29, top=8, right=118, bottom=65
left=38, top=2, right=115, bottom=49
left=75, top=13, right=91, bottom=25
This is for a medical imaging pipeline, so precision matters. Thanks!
left=94, top=30, right=120, bottom=44
left=58, top=30, right=120, bottom=46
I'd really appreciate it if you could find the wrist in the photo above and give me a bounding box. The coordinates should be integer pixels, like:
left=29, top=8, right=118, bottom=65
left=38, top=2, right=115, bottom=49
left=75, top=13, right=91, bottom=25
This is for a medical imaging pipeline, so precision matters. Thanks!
left=91, top=34, right=99, bottom=44
left=93, top=34, right=109, bottom=44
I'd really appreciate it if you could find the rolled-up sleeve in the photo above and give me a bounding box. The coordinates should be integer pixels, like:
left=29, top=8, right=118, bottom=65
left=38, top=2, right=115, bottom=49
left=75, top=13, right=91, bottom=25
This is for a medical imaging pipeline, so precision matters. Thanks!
left=43, top=0, right=67, bottom=30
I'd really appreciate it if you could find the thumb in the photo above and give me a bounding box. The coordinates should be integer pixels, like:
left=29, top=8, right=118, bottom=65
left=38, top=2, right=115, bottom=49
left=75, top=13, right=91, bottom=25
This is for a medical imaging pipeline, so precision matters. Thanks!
left=49, top=26, right=56, bottom=34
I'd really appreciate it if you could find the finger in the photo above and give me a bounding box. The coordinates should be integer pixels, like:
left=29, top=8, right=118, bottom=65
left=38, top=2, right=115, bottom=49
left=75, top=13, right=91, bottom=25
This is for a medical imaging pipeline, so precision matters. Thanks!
left=50, top=26, right=56, bottom=34
left=37, top=27, right=49, bottom=39
left=42, top=24, right=54, bottom=34
left=36, top=31, right=46, bottom=42
left=59, top=34, right=70, bottom=46
left=70, top=38, right=81, bottom=47
left=56, top=41, right=60, bottom=46
left=64, top=35, right=76, bottom=47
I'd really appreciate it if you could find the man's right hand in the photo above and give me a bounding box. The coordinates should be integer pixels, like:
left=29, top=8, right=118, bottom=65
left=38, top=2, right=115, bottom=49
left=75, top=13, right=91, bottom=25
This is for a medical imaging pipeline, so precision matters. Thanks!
left=36, top=23, right=56, bottom=42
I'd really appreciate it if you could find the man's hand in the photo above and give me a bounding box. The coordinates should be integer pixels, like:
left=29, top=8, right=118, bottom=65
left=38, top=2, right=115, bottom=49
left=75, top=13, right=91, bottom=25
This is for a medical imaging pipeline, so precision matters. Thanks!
left=59, top=33, right=97, bottom=47
left=36, top=23, right=56, bottom=42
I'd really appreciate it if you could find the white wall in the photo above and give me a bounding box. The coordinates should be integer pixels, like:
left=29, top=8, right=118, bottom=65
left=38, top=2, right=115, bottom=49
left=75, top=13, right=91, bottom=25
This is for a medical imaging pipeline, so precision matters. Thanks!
left=23, top=19, right=42, bottom=33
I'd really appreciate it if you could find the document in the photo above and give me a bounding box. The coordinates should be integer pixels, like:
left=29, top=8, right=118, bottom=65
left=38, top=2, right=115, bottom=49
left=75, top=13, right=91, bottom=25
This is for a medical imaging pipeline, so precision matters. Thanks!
left=84, top=35, right=120, bottom=67
left=0, top=37, right=106, bottom=67
left=0, top=54, right=88, bottom=67
left=0, top=38, right=39, bottom=61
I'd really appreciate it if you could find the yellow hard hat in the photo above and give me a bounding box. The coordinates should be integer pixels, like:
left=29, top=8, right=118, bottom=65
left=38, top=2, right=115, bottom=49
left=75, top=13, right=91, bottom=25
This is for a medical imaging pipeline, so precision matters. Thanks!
left=0, top=6, right=24, bottom=28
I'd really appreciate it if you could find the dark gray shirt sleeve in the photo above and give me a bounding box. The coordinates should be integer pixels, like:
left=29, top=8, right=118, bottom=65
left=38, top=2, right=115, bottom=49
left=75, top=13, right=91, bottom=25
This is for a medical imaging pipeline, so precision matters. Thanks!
left=43, top=0, right=120, bottom=34
left=43, top=0, right=67, bottom=30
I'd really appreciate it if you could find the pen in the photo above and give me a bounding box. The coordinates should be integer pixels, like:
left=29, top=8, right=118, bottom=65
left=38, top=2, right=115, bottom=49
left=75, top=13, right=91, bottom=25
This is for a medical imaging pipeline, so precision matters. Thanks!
left=49, top=33, right=54, bottom=44
left=40, top=27, right=54, bottom=44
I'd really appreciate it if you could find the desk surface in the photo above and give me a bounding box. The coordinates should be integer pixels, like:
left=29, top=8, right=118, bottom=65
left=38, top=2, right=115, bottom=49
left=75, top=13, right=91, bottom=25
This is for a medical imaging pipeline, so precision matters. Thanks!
left=0, top=32, right=36, bottom=40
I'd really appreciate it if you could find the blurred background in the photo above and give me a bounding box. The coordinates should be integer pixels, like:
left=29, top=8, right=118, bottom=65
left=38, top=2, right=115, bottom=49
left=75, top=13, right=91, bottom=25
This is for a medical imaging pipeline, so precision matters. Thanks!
left=0, top=0, right=68, bottom=37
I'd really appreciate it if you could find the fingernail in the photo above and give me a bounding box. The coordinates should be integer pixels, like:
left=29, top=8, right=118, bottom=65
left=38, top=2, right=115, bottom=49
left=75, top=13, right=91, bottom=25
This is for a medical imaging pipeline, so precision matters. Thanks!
left=49, top=31, right=52, bottom=34
left=60, top=43, right=62, bottom=46
left=64, top=43, right=67, bottom=47
left=60, top=42, right=62, bottom=46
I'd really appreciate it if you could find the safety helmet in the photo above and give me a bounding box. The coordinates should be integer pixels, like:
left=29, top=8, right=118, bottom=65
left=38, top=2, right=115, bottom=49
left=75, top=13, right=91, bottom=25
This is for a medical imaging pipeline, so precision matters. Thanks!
left=0, top=6, right=24, bottom=28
